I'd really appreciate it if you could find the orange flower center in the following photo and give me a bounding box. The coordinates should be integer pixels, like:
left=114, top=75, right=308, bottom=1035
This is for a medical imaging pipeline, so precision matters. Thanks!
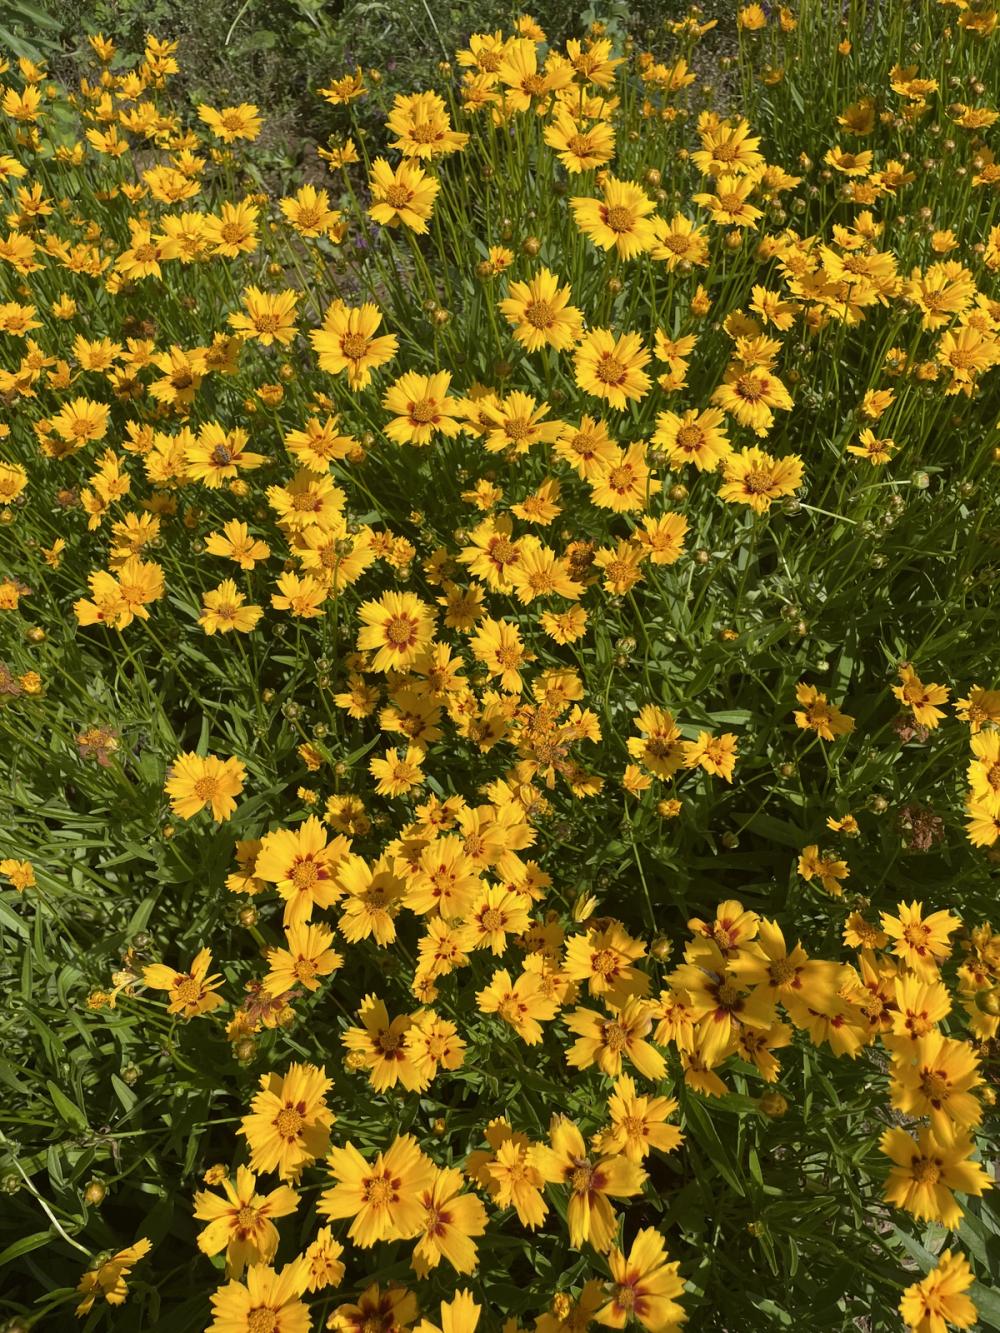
left=236, top=1204, right=259, bottom=1230
left=247, top=1310, right=278, bottom=1333
left=525, top=299, right=555, bottom=329
left=173, top=976, right=202, bottom=1005
left=341, top=332, right=370, bottom=359
left=675, top=424, right=706, bottom=450
left=364, top=1175, right=395, bottom=1205
left=603, top=204, right=635, bottom=233
left=910, top=1156, right=941, bottom=1185
left=595, top=354, right=627, bottom=386
left=919, top=1070, right=950, bottom=1103
left=274, top=1106, right=304, bottom=1138
left=292, top=860, right=320, bottom=891
left=409, top=397, right=437, bottom=424
left=383, top=184, right=412, bottom=208
left=480, top=907, right=505, bottom=931
left=384, top=614, right=416, bottom=645
left=902, top=922, right=932, bottom=949
left=743, top=465, right=775, bottom=495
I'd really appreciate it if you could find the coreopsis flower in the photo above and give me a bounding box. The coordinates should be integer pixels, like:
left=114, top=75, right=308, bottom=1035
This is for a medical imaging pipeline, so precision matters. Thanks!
left=279, top=183, right=342, bottom=237
left=498, top=267, right=583, bottom=352
left=694, top=173, right=762, bottom=227
left=198, top=102, right=262, bottom=142
left=485, top=1135, right=548, bottom=1227
left=198, top=200, right=256, bottom=258
left=264, top=922, right=343, bottom=996
left=683, top=731, right=738, bottom=782
left=369, top=744, right=425, bottom=797
left=890, top=1031, right=983, bottom=1136
left=966, top=797, right=1000, bottom=848
left=544, top=106, right=615, bottom=172
left=564, top=922, right=647, bottom=999
left=880, top=901, right=961, bottom=979
left=597, top=1228, right=685, bottom=1332
left=589, top=444, right=660, bottom=511
left=311, top=300, right=398, bottom=388
left=712, top=366, right=793, bottom=435
left=967, top=730, right=1000, bottom=815
left=335, top=853, right=405, bottom=944
left=240, top=1063, right=334, bottom=1180
left=565, top=999, right=666, bottom=1080
left=571, top=176, right=658, bottom=259
left=357, top=591, right=436, bottom=671
left=797, top=845, right=850, bottom=896
left=880, top=1125, right=991, bottom=1229
left=476, top=967, right=559, bottom=1043
left=793, top=683, right=855, bottom=740
left=383, top=370, right=462, bottom=445
left=652, top=407, right=730, bottom=471
left=50, top=396, right=108, bottom=449
left=414, top=1292, right=481, bottom=1333
left=207, top=1260, right=311, bottom=1333
left=0, top=858, right=35, bottom=891
left=227, top=286, right=299, bottom=347
left=387, top=90, right=468, bottom=158
left=198, top=581, right=263, bottom=635
left=320, top=1134, right=435, bottom=1245
left=271, top=572, right=327, bottom=619
left=892, top=665, right=951, bottom=730
left=193, top=1167, right=298, bottom=1275
left=627, top=707, right=685, bottom=779
left=954, top=685, right=1000, bottom=733
left=899, top=1250, right=977, bottom=1333
left=599, top=1075, right=683, bottom=1162
left=342, top=994, right=424, bottom=1092
left=368, top=158, right=440, bottom=233
left=254, top=816, right=347, bottom=927
left=318, top=68, right=366, bottom=104
left=846, top=427, right=896, bottom=464
left=534, top=1115, right=644, bottom=1252
left=634, top=513, right=689, bottom=565
left=75, top=1237, right=152, bottom=1315
left=471, top=616, right=527, bottom=693
left=164, top=752, right=245, bottom=821
left=412, top=1166, right=488, bottom=1274
left=719, top=447, right=803, bottom=512
left=142, top=947, right=225, bottom=1018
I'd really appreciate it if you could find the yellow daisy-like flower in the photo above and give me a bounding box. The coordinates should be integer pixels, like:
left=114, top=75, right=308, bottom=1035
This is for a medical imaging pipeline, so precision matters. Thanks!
left=383, top=370, right=462, bottom=445
left=899, top=1250, right=978, bottom=1333
left=571, top=175, right=658, bottom=259
left=574, top=329, right=651, bottom=409
left=357, top=591, right=436, bottom=671
left=227, top=286, right=299, bottom=347
left=368, top=157, right=440, bottom=234
left=719, top=446, right=803, bottom=513
left=164, top=752, right=246, bottom=821
left=310, top=300, right=398, bottom=388
left=197, top=102, right=262, bottom=143
left=498, top=267, right=583, bottom=352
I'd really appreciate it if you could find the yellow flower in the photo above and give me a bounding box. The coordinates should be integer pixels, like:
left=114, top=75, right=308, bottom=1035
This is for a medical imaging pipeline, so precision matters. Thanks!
left=653, top=406, right=730, bottom=471
left=535, top=1115, right=645, bottom=1251
left=471, top=616, right=527, bottom=693
left=198, top=102, right=262, bottom=143
left=575, top=330, right=651, bottom=409
left=320, top=1135, right=434, bottom=1246
left=498, top=267, right=583, bottom=352
left=279, top=183, right=342, bottom=237
left=571, top=175, right=658, bottom=259
left=193, top=1166, right=298, bottom=1275
left=387, top=90, right=469, bottom=159
left=164, top=752, right=245, bottom=821
left=228, top=286, right=299, bottom=346
left=311, top=300, right=398, bottom=388
left=880, top=900, right=961, bottom=978
left=368, top=157, right=440, bottom=233
left=412, top=1167, right=488, bottom=1274
left=597, top=1228, right=685, bottom=1332
left=683, top=731, right=739, bottom=781
left=893, top=665, right=951, bottom=730
left=255, top=816, right=347, bottom=928
left=600, top=1074, right=683, bottom=1162
left=383, top=370, right=462, bottom=445
left=207, top=1260, right=311, bottom=1333
left=719, top=447, right=803, bottom=512
left=899, top=1250, right=977, bottom=1333
left=357, top=591, right=436, bottom=671
left=881, top=1125, right=991, bottom=1229
left=240, top=1063, right=334, bottom=1180
left=76, top=1238, right=152, bottom=1315
left=793, top=682, right=854, bottom=740
left=264, top=922, right=343, bottom=996
left=143, top=947, right=225, bottom=1018
left=543, top=106, right=615, bottom=172
left=198, top=580, right=263, bottom=635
